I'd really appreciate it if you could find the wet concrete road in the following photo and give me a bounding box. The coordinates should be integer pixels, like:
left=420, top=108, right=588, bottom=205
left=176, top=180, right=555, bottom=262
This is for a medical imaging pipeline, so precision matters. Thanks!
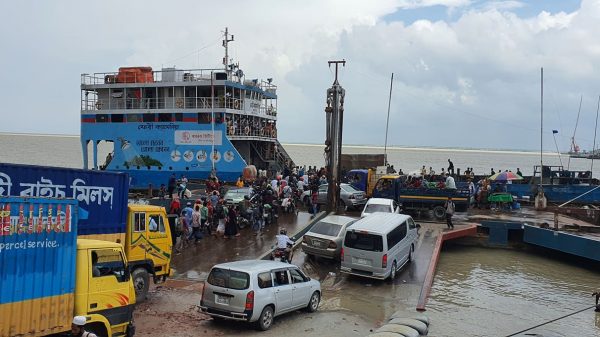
left=168, top=206, right=445, bottom=336
left=171, top=211, right=313, bottom=280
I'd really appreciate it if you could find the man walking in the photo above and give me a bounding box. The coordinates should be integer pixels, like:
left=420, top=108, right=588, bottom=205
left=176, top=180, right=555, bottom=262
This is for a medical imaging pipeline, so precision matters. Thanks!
left=444, top=197, right=455, bottom=229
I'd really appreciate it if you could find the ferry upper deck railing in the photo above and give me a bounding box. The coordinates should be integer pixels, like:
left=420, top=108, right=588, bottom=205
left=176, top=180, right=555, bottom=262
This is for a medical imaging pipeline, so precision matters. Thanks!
left=82, top=96, right=277, bottom=116
left=81, top=68, right=277, bottom=92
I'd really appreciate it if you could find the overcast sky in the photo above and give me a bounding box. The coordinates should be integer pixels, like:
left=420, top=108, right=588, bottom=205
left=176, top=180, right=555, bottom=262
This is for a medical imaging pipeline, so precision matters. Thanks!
left=1, top=0, right=599, bottom=151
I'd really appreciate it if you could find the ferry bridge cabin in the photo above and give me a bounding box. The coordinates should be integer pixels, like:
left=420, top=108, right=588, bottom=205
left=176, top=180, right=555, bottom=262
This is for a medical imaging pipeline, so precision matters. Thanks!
left=80, top=66, right=293, bottom=189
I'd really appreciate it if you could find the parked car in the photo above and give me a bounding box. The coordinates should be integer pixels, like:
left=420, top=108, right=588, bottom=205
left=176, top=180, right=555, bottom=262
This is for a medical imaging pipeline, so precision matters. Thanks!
left=316, top=183, right=367, bottom=210
left=341, top=213, right=418, bottom=280
left=360, top=198, right=400, bottom=218
left=301, top=215, right=357, bottom=259
left=200, top=260, right=321, bottom=331
left=224, top=187, right=253, bottom=206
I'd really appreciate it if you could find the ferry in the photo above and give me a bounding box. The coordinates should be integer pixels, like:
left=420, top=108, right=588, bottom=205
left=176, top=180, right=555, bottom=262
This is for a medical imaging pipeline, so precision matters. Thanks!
left=80, top=29, right=293, bottom=189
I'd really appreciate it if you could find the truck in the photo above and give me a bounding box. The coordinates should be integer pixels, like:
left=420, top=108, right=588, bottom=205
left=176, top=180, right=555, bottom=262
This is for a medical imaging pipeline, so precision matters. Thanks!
left=0, top=197, right=136, bottom=337
left=0, top=163, right=172, bottom=301
left=372, top=175, right=470, bottom=220
left=346, top=167, right=388, bottom=197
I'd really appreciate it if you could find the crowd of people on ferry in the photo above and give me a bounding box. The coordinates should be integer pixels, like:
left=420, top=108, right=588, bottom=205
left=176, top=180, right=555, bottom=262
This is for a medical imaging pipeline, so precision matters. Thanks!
left=225, top=114, right=277, bottom=138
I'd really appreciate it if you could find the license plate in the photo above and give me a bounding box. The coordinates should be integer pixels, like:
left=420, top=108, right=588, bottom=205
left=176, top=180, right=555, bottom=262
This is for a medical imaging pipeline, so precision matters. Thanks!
left=312, top=240, right=322, bottom=247
left=215, top=295, right=230, bottom=305
left=356, top=258, right=369, bottom=265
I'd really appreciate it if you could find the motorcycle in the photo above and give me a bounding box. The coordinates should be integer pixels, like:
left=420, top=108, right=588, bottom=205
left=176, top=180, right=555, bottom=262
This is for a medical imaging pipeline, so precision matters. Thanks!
left=280, top=196, right=296, bottom=214
left=270, top=244, right=293, bottom=263
left=263, top=203, right=273, bottom=226
left=236, top=206, right=255, bottom=229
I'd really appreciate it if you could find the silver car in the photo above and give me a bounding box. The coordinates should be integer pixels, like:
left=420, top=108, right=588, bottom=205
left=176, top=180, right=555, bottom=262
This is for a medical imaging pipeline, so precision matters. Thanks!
left=200, top=260, right=321, bottom=331
left=224, top=187, right=253, bottom=206
left=360, top=198, right=399, bottom=218
left=301, top=215, right=356, bottom=259
left=317, top=183, right=367, bottom=210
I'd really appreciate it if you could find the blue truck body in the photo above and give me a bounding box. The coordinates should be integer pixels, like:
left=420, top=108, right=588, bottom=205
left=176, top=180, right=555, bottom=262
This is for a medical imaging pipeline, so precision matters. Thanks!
left=0, top=163, right=128, bottom=236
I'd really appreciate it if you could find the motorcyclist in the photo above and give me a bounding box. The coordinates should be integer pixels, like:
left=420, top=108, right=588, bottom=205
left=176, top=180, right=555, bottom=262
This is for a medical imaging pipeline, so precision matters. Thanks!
left=275, top=228, right=294, bottom=262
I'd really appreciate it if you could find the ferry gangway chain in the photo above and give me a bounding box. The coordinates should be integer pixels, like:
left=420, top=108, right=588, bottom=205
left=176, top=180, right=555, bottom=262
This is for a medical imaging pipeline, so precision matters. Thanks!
left=504, top=305, right=596, bottom=337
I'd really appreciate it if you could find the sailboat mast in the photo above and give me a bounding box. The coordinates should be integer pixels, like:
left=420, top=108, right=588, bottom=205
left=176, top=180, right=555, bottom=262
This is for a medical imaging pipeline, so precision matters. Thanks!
left=383, top=73, right=394, bottom=165
left=540, top=67, right=543, bottom=193
left=568, top=95, right=583, bottom=169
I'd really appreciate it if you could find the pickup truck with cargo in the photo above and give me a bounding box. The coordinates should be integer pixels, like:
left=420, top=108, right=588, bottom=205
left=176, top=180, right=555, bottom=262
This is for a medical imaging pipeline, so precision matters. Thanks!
left=0, top=197, right=136, bottom=337
left=372, top=175, right=470, bottom=220
left=0, top=163, right=173, bottom=301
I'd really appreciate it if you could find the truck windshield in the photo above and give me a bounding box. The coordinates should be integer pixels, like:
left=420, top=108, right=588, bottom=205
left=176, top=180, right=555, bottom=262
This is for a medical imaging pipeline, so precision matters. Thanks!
left=207, top=268, right=250, bottom=290
left=344, top=231, right=383, bottom=252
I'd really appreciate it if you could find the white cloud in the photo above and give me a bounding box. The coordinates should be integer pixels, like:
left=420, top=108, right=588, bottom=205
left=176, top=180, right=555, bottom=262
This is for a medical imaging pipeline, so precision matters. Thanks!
left=0, top=0, right=598, bottom=152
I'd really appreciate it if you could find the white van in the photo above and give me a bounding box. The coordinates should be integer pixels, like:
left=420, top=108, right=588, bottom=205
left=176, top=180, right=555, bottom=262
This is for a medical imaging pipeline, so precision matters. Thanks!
left=340, top=213, right=418, bottom=280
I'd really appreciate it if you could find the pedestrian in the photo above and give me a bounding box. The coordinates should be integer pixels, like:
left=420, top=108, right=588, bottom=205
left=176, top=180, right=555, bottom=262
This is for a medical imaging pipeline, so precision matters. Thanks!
left=593, top=291, right=600, bottom=311
left=71, top=316, right=97, bottom=337
left=190, top=204, right=202, bottom=243
left=445, top=173, right=456, bottom=189
left=167, top=174, right=176, bottom=198
left=447, top=159, right=454, bottom=175
left=491, top=168, right=496, bottom=175
left=225, top=205, right=240, bottom=238
left=516, top=167, right=523, bottom=177
left=215, top=200, right=227, bottom=237
left=236, top=175, right=244, bottom=188
left=429, top=166, right=435, bottom=176
left=199, top=201, right=209, bottom=234
left=310, top=188, right=319, bottom=218
left=468, top=179, right=476, bottom=207
left=158, top=184, right=166, bottom=200
left=181, top=201, right=193, bottom=240
left=444, top=197, right=455, bottom=229
left=169, top=196, right=181, bottom=216
left=421, top=165, right=427, bottom=176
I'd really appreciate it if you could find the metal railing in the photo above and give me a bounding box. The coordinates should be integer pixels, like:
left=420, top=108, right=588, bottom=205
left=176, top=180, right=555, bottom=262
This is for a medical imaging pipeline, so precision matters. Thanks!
left=81, top=68, right=278, bottom=93
left=82, top=96, right=277, bottom=116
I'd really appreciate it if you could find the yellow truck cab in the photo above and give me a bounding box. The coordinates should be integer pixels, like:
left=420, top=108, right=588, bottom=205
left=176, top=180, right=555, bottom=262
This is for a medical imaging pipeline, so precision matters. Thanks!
left=75, top=239, right=136, bottom=337
left=125, top=204, right=173, bottom=301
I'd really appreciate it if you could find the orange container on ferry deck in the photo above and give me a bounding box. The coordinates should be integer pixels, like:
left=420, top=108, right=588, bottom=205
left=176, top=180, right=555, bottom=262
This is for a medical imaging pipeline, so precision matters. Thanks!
left=116, top=66, right=154, bottom=83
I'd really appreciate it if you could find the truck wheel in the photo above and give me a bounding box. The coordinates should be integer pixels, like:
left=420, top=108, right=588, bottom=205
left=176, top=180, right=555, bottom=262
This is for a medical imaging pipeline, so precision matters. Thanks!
left=133, top=268, right=150, bottom=302
left=85, top=323, right=107, bottom=337
left=433, top=206, right=446, bottom=221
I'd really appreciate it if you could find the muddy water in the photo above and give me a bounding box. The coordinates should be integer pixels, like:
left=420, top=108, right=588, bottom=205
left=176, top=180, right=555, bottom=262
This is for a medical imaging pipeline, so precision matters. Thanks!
left=427, top=246, right=600, bottom=337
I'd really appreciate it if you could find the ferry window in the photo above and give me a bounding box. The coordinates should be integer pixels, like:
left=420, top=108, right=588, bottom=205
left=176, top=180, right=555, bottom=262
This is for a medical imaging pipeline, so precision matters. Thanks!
left=143, top=113, right=155, bottom=122
left=134, top=212, right=146, bottom=232
left=289, top=268, right=308, bottom=283
left=149, top=214, right=165, bottom=233
left=96, top=114, right=110, bottom=123
left=127, top=114, right=142, bottom=122
left=197, top=113, right=211, bottom=124
left=174, top=113, right=183, bottom=122
left=158, top=113, right=172, bottom=122
left=111, top=114, right=124, bottom=123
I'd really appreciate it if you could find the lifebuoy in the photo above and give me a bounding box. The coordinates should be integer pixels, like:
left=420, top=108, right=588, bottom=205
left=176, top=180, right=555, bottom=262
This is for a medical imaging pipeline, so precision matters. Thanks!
left=244, top=126, right=250, bottom=135
left=234, top=100, right=240, bottom=110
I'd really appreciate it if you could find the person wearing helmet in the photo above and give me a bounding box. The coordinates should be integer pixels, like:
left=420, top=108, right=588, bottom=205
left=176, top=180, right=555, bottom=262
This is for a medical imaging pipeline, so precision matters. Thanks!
left=71, top=316, right=97, bottom=337
left=275, top=228, right=294, bottom=262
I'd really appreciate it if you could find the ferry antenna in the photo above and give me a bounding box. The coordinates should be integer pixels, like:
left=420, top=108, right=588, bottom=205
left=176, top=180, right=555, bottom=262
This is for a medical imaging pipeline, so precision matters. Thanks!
left=222, top=27, right=234, bottom=77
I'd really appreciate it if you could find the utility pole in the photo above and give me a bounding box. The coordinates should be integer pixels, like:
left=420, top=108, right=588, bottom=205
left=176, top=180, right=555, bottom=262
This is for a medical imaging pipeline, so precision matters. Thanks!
left=222, top=27, right=234, bottom=78
left=324, top=60, right=346, bottom=213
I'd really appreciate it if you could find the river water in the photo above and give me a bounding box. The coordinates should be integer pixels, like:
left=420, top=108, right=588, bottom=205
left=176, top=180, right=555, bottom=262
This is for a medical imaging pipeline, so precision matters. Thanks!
left=1, top=133, right=599, bottom=336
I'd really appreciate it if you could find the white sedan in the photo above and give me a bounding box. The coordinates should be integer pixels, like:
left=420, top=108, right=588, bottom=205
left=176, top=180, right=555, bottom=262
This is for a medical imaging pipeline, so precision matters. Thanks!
left=360, top=198, right=400, bottom=218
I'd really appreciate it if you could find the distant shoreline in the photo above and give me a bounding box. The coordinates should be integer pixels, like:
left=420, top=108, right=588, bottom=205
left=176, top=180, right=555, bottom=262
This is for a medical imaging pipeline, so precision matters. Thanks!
left=0, top=132, right=559, bottom=156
